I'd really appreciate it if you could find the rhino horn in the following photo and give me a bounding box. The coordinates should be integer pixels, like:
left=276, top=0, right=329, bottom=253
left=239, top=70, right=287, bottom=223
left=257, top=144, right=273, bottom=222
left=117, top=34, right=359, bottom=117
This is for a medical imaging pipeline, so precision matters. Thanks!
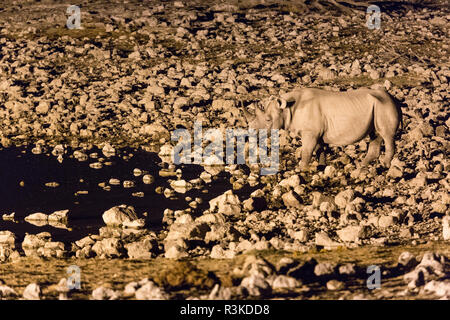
left=242, top=108, right=255, bottom=122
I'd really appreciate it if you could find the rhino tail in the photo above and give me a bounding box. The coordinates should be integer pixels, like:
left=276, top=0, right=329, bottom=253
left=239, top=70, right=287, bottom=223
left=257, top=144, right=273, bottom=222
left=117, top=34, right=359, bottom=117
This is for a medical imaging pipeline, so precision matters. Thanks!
left=391, top=95, right=405, bottom=134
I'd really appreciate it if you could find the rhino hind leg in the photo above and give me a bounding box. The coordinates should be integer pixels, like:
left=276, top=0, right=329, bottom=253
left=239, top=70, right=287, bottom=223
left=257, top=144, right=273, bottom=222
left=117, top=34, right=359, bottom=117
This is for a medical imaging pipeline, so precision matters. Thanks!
left=381, top=135, right=395, bottom=168
left=362, top=134, right=382, bottom=166
left=377, top=117, right=398, bottom=168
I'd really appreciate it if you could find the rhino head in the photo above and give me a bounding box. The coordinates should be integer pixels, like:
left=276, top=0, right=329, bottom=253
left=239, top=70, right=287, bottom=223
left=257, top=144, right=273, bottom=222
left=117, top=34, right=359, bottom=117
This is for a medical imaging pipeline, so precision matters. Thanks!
left=243, top=96, right=288, bottom=130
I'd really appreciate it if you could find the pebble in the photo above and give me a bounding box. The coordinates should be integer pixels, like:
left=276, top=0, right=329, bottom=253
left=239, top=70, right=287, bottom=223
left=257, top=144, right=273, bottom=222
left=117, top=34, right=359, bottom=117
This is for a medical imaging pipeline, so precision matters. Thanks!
left=326, top=280, right=345, bottom=291
left=23, top=283, right=40, bottom=300
left=142, top=174, right=155, bottom=184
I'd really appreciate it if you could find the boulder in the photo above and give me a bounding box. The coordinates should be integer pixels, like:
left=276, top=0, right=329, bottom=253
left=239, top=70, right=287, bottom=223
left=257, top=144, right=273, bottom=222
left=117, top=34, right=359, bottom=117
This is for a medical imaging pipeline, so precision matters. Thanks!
left=23, top=283, right=40, bottom=300
left=240, top=275, right=272, bottom=297
left=315, top=232, right=340, bottom=248
left=24, top=212, right=48, bottom=221
left=92, top=238, right=123, bottom=258
left=102, top=205, right=138, bottom=226
left=334, top=189, right=355, bottom=209
left=282, top=190, right=302, bottom=208
left=125, top=239, right=153, bottom=260
left=48, top=210, right=69, bottom=222
left=91, top=286, right=120, bottom=300
left=336, top=225, right=368, bottom=242
left=22, top=232, right=51, bottom=257
left=271, top=275, right=301, bottom=289
left=443, top=216, right=450, bottom=241
left=209, top=190, right=241, bottom=216
left=135, top=281, right=169, bottom=300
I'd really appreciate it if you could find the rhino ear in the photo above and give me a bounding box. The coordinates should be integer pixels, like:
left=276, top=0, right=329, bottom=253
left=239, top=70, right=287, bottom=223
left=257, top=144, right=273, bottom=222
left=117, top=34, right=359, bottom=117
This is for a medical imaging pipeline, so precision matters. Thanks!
left=257, top=101, right=265, bottom=111
left=277, top=98, right=287, bottom=109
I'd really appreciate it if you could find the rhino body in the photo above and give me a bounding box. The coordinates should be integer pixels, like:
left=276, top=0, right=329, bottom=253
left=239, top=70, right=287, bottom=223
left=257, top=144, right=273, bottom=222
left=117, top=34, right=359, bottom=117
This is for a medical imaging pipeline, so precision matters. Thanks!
left=246, top=87, right=402, bottom=170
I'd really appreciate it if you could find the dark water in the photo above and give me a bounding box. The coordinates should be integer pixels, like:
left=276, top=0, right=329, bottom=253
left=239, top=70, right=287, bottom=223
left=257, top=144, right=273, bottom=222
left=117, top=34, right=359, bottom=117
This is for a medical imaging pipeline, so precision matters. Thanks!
left=0, top=146, right=257, bottom=244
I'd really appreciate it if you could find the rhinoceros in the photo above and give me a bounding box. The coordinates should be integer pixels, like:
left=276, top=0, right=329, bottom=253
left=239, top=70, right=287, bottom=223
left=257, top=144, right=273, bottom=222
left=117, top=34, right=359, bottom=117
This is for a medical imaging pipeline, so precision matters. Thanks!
left=244, top=87, right=402, bottom=170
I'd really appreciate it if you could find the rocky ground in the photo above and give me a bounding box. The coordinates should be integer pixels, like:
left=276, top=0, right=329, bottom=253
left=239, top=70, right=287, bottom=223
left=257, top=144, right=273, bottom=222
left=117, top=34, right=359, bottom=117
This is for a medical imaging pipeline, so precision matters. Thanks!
left=0, top=0, right=449, bottom=300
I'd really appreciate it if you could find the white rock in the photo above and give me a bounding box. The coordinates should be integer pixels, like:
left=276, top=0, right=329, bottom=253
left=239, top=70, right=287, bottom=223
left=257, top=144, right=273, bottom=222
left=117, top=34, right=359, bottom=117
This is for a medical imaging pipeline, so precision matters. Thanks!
left=423, top=280, right=450, bottom=298
left=208, top=284, right=232, bottom=300
left=22, top=233, right=51, bottom=256
left=398, top=251, right=417, bottom=269
left=339, top=263, right=356, bottom=275
left=122, top=218, right=146, bottom=229
left=48, top=210, right=69, bottom=222
left=91, top=286, right=120, bottom=300
left=36, top=101, right=49, bottom=114
left=123, top=282, right=139, bottom=297
left=240, top=275, right=271, bottom=297
left=102, top=205, right=138, bottom=226
left=24, top=212, right=48, bottom=221
left=336, top=225, right=367, bottom=242
left=135, top=282, right=168, bottom=300
left=209, top=190, right=241, bottom=216
left=0, top=231, right=16, bottom=248
left=125, top=239, right=153, bottom=260
left=2, top=212, right=15, bottom=221
left=279, top=175, right=301, bottom=188
left=170, top=179, right=193, bottom=193
left=315, top=232, right=340, bottom=248
left=334, top=189, right=355, bottom=209
left=282, top=190, right=302, bottom=208
left=378, top=215, right=396, bottom=228
left=271, top=275, right=301, bottom=289
left=314, top=262, right=336, bottom=276
left=327, top=279, right=345, bottom=290
left=442, top=216, right=450, bottom=241
left=92, top=238, right=123, bottom=258
left=0, top=285, right=17, bottom=298
left=292, top=230, right=308, bottom=242
left=102, top=143, right=116, bottom=157
left=210, top=245, right=235, bottom=259
left=23, top=283, right=40, bottom=300
left=142, top=174, right=154, bottom=184
left=164, top=245, right=188, bottom=259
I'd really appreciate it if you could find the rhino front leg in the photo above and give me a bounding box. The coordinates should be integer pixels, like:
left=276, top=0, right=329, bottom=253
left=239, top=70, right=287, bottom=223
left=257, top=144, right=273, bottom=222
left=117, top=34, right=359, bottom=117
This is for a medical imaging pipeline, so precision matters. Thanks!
left=299, top=132, right=319, bottom=171
left=315, top=141, right=326, bottom=167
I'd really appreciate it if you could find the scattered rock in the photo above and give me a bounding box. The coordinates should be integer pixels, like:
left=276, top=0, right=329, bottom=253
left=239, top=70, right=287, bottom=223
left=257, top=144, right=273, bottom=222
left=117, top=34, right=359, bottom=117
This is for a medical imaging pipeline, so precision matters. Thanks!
left=209, top=190, right=241, bottom=216
left=125, top=239, right=153, bottom=260
left=0, top=285, right=17, bottom=298
left=102, top=205, right=138, bottom=227
left=315, top=232, right=340, bottom=248
left=271, top=275, right=301, bottom=289
left=23, top=283, right=40, bottom=300
left=282, top=190, right=302, bottom=208
left=135, top=281, right=169, bottom=300
left=398, top=252, right=418, bottom=269
left=336, top=225, right=368, bottom=242
left=443, top=216, right=450, bottom=241
left=314, top=262, right=336, bottom=277
left=240, top=275, right=272, bottom=297
left=91, top=286, right=121, bottom=300
left=92, top=238, right=123, bottom=258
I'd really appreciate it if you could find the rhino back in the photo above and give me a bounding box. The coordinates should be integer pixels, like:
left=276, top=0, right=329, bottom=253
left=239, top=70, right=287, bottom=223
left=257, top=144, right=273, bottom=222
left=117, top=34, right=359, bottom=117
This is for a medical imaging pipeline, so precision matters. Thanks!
left=292, top=90, right=377, bottom=146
